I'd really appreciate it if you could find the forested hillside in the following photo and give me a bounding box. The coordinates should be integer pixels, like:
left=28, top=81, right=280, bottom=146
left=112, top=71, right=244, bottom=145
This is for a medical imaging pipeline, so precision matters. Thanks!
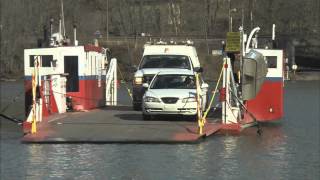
left=0, top=0, right=319, bottom=77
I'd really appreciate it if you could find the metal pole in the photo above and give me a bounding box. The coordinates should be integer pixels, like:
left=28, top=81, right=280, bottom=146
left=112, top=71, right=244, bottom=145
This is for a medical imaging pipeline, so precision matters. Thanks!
left=73, top=25, right=77, bottom=46
left=113, top=58, right=117, bottom=106
left=241, top=8, right=244, bottom=29
left=0, top=24, right=2, bottom=74
left=50, top=18, right=54, bottom=37
left=239, top=26, right=243, bottom=85
left=228, top=0, right=231, bottom=32
left=195, top=73, right=203, bottom=134
left=240, top=7, right=244, bottom=85
left=272, top=24, right=276, bottom=48
left=106, top=0, right=109, bottom=42
left=60, top=0, right=65, bottom=38
left=250, top=11, right=253, bottom=30
left=222, top=58, right=228, bottom=124
left=230, top=16, right=233, bottom=32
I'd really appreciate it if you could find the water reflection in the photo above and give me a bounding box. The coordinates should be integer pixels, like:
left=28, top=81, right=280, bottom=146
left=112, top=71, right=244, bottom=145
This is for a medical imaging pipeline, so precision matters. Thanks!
left=22, top=122, right=292, bottom=180
left=173, top=143, right=211, bottom=178
left=216, top=136, right=240, bottom=179
left=1, top=81, right=319, bottom=179
left=25, top=145, right=48, bottom=180
left=26, top=145, right=99, bottom=179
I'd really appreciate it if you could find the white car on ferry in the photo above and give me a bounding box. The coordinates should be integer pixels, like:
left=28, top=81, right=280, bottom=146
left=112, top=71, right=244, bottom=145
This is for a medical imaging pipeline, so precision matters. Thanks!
left=142, top=69, right=209, bottom=120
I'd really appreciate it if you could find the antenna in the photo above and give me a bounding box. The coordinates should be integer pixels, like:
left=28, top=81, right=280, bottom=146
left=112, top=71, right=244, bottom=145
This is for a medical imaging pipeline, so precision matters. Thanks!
left=73, top=24, right=78, bottom=46
left=60, top=0, right=66, bottom=38
left=272, top=24, right=276, bottom=41
left=50, top=18, right=54, bottom=37
left=272, top=24, right=276, bottom=48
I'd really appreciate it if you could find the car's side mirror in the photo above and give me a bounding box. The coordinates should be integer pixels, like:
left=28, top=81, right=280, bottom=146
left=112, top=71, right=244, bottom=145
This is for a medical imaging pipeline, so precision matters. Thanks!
left=132, top=65, right=138, bottom=72
left=201, top=83, right=209, bottom=89
left=142, top=83, right=149, bottom=88
left=194, top=67, right=203, bottom=73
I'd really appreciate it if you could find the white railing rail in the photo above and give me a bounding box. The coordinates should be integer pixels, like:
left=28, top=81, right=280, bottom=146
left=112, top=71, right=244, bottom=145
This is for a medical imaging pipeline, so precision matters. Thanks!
left=105, top=58, right=117, bottom=106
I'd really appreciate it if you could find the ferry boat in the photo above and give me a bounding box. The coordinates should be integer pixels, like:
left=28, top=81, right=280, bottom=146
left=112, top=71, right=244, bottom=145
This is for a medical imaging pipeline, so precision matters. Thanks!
left=21, top=24, right=285, bottom=142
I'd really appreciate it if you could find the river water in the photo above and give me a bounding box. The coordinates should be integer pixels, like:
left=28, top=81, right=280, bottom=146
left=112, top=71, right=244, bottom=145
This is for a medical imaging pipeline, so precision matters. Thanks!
left=0, top=81, right=319, bottom=180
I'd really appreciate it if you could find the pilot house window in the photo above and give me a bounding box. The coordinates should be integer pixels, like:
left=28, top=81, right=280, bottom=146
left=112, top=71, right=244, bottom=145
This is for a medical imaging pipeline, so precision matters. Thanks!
left=266, top=56, right=277, bottom=68
left=29, top=55, right=53, bottom=67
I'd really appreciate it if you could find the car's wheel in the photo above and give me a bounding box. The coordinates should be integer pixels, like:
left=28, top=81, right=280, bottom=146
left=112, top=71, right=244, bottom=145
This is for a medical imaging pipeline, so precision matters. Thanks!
left=142, top=114, right=151, bottom=120
left=184, top=115, right=197, bottom=121
left=192, top=110, right=203, bottom=121
left=192, top=114, right=199, bottom=121
left=133, top=102, right=142, bottom=111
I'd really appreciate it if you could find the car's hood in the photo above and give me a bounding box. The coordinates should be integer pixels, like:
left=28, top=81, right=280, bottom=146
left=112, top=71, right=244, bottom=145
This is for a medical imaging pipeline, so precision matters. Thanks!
left=135, top=68, right=190, bottom=77
left=145, top=89, right=197, bottom=99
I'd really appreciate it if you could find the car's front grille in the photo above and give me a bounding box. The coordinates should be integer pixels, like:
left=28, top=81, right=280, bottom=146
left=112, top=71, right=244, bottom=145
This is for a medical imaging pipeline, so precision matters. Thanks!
left=161, top=97, right=179, bottom=104
left=143, top=74, right=155, bottom=83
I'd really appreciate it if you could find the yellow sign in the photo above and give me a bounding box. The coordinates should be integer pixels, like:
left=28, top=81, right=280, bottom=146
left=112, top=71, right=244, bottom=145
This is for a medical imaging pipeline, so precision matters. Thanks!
left=226, top=32, right=240, bottom=52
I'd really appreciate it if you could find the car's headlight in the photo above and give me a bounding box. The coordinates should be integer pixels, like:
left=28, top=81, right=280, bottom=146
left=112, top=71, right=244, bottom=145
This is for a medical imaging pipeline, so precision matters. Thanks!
left=144, top=96, right=161, bottom=103
left=182, top=97, right=197, bottom=103
left=134, top=77, right=143, bottom=85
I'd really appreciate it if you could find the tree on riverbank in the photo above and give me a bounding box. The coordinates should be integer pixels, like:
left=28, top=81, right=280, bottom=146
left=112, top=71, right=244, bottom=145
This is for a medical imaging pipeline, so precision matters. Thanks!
left=0, top=0, right=319, bottom=77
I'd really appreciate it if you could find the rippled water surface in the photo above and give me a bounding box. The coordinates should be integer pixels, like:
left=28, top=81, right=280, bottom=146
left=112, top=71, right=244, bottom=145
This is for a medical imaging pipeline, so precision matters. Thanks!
left=1, top=81, right=319, bottom=180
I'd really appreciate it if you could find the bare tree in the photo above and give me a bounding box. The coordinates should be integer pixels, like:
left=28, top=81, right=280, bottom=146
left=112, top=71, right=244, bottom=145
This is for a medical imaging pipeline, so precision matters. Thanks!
left=168, top=0, right=181, bottom=36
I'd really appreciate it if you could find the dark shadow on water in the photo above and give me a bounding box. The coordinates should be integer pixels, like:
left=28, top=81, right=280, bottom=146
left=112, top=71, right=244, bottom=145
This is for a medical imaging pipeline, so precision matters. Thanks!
left=259, top=121, right=283, bottom=128
left=114, top=113, right=197, bottom=122
left=151, top=115, right=197, bottom=122
left=100, top=106, right=134, bottom=111
left=114, top=113, right=142, bottom=121
left=240, top=121, right=284, bottom=138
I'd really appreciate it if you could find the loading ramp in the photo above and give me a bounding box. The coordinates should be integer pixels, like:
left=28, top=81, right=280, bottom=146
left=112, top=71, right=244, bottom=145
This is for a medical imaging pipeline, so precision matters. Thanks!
left=22, top=106, right=222, bottom=144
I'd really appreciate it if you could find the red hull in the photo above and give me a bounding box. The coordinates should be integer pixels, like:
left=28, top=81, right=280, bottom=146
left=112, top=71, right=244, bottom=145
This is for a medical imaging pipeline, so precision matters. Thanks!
left=67, top=79, right=106, bottom=110
left=24, top=78, right=106, bottom=114
left=245, top=79, right=283, bottom=122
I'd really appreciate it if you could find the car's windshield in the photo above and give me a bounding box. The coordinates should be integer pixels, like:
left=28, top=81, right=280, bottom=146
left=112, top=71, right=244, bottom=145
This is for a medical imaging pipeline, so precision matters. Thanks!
left=139, top=55, right=191, bottom=69
left=150, top=74, right=196, bottom=89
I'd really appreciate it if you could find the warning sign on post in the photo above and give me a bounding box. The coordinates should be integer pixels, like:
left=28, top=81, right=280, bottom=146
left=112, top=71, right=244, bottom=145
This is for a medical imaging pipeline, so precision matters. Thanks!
left=226, top=32, right=240, bottom=52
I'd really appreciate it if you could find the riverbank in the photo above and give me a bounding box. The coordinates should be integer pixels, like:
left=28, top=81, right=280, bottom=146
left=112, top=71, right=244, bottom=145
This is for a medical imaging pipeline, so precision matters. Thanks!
left=0, top=73, right=24, bottom=82
left=1, top=70, right=319, bottom=82
left=289, top=71, right=320, bottom=81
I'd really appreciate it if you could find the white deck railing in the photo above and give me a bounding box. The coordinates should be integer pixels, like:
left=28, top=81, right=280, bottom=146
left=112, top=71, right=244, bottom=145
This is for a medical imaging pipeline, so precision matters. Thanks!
left=105, top=58, right=117, bottom=106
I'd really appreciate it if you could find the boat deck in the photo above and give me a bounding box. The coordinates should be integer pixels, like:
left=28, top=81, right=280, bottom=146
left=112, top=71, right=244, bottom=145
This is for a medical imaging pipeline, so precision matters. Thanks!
left=22, top=106, right=222, bottom=144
